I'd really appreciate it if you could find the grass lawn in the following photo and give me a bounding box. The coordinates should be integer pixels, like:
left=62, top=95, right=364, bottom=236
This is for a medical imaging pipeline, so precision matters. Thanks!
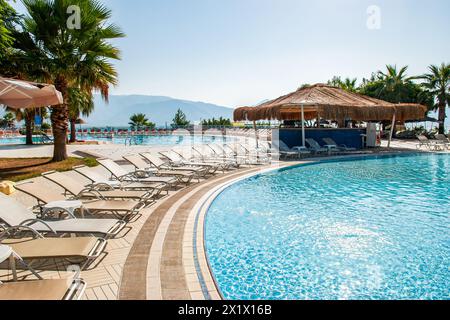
left=0, top=157, right=98, bottom=182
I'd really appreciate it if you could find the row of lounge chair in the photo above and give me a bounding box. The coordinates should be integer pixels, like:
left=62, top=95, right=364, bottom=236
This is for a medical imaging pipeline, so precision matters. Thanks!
left=0, top=145, right=269, bottom=300
left=276, top=138, right=357, bottom=159
left=417, top=134, right=450, bottom=151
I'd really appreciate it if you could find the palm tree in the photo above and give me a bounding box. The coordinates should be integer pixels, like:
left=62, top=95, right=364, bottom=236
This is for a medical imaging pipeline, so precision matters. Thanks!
left=0, top=0, right=15, bottom=58
left=20, top=0, right=124, bottom=161
left=375, top=65, right=416, bottom=103
left=420, top=63, right=450, bottom=134
left=6, top=107, right=48, bottom=145
left=68, top=88, right=94, bottom=143
left=129, top=113, right=154, bottom=130
left=327, top=77, right=358, bottom=92
left=1, top=112, right=15, bottom=128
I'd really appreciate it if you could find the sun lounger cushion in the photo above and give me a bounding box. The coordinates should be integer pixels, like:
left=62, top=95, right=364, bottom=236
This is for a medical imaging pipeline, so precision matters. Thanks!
left=0, top=279, right=71, bottom=300
left=2, top=237, right=98, bottom=260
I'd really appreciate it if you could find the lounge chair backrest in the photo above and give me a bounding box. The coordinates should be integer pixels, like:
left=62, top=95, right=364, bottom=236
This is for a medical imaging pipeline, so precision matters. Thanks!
left=276, top=140, right=292, bottom=152
left=306, top=139, right=321, bottom=149
left=98, top=159, right=128, bottom=178
left=15, top=181, right=64, bottom=204
left=0, top=193, right=35, bottom=226
left=123, top=155, right=148, bottom=170
left=209, top=144, right=224, bottom=155
left=323, top=138, right=337, bottom=146
left=73, top=166, right=105, bottom=182
left=141, top=153, right=165, bottom=168
left=42, top=171, right=84, bottom=196
left=417, top=135, right=429, bottom=142
left=160, top=151, right=181, bottom=162
left=193, top=145, right=210, bottom=156
left=435, top=134, right=449, bottom=142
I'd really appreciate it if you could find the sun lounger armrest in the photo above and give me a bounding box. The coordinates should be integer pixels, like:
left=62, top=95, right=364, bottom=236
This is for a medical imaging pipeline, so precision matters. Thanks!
left=133, top=201, right=148, bottom=212
left=41, top=206, right=78, bottom=219
left=20, top=219, right=57, bottom=234
left=105, top=220, right=127, bottom=239
left=64, top=278, right=87, bottom=301
left=87, top=238, right=107, bottom=260
left=87, top=183, right=115, bottom=191
left=134, top=169, right=152, bottom=179
left=117, top=173, right=139, bottom=182
left=77, top=189, right=106, bottom=200
left=0, top=225, right=45, bottom=239
left=292, top=146, right=308, bottom=152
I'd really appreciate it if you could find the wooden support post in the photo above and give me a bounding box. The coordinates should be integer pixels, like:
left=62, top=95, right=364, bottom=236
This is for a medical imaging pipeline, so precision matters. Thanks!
left=388, top=113, right=396, bottom=148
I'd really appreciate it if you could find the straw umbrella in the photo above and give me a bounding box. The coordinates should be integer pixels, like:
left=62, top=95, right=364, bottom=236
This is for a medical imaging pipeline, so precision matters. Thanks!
left=75, top=118, right=87, bottom=134
left=234, top=84, right=427, bottom=148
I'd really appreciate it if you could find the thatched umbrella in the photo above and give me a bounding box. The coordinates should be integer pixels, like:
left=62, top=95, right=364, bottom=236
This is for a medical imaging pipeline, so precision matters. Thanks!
left=234, top=84, right=427, bottom=147
left=75, top=118, right=87, bottom=132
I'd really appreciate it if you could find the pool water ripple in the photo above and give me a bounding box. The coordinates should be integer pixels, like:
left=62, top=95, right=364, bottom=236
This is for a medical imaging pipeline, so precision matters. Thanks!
left=205, top=154, right=450, bottom=300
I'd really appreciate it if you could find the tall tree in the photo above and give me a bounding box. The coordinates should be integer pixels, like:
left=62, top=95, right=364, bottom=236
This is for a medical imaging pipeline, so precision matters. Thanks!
left=420, top=63, right=450, bottom=134
left=20, top=0, right=123, bottom=161
left=172, top=109, right=190, bottom=128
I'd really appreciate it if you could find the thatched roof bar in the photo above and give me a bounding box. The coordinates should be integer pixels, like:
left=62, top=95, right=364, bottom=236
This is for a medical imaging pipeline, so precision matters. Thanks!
left=234, top=84, right=427, bottom=122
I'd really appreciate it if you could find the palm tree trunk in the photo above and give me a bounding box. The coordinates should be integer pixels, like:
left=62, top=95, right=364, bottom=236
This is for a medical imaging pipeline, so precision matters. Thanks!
left=52, top=76, right=69, bottom=162
left=69, top=118, right=77, bottom=143
left=438, top=102, right=446, bottom=134
left=25, top=112, right=34, bottom=145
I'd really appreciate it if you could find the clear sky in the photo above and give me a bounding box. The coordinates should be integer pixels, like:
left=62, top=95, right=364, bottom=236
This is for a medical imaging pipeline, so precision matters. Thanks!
left=11, top=0, right=450, bottom=108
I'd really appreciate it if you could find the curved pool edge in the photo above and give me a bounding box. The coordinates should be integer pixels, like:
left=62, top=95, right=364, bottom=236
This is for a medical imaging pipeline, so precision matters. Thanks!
left=196, top=151, right=446, bottom=300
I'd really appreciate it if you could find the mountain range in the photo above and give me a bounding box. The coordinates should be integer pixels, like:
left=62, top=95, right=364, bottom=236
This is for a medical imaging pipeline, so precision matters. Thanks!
left=85, top=95, right=234, bottom=127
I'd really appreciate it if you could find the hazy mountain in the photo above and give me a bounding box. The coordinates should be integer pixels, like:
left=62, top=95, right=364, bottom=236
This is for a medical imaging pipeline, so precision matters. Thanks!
left=85, top=95, right=234, bottom=127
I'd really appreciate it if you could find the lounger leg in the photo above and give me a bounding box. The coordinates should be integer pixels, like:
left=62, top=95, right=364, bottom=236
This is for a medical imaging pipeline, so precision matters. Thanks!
left=9, top=255, right=17, bottom=282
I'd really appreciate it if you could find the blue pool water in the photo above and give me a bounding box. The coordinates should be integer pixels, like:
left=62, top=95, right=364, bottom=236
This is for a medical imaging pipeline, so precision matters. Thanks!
left=205, top=154, right=450, bottom=300
left=0, top=134, right=234, bottom=146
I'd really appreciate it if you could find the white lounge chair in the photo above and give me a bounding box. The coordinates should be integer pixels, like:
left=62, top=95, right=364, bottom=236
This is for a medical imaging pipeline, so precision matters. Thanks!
left=306, top=138, right=337, bottom=155
left=275, top=140, right=311, bottom=159
left=322, top=138, right=356, bottom=152
left=73, top=165, right=164, bottom=192
left=0, top=268, right=86, bottom=300
left=42, top=171, right=157, bottom=204
left=0, top=193, right=125, bottom=239
left=1, top=228, right=106, bottom=270
left=140, top=152, right=208, bottom=178
left=160, top=150, right=220, bottom=174
left=123, top=154, right=198, bottom=185
left=98, top=158, right=176, bottom=191
left=17, top=180, right=145, bottom=222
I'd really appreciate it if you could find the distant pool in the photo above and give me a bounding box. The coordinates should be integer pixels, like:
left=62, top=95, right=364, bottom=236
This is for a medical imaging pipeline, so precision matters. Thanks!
left=0, top=134, right=236, bottom=146
left=205, top=154, right=450, bottom=300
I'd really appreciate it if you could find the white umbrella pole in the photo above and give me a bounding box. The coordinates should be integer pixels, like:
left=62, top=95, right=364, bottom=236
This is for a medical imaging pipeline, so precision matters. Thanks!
left=253, top=120, right=259, bottom=148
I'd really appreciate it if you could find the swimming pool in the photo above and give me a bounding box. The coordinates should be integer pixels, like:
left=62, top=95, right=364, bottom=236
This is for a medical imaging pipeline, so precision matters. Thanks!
left=205, top=154, right=450, bottom=300
left=0, top=134, right=236, bottom=146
